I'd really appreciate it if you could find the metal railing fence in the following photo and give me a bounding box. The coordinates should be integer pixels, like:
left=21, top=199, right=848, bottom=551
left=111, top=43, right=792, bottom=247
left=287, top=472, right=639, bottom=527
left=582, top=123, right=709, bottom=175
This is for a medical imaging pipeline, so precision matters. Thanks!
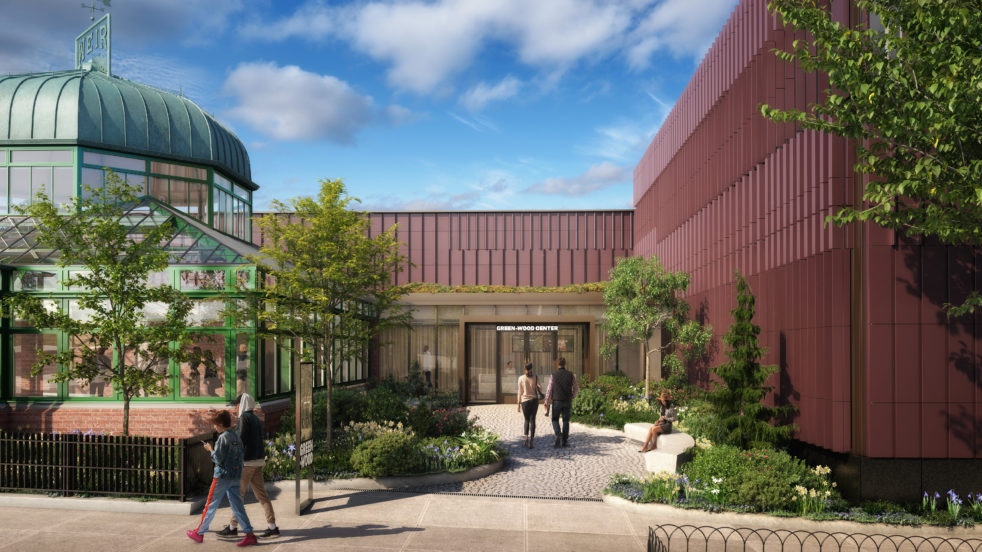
left=0, top=430, right=214, bottom=501
left=648, top=524, right=982, bottom=552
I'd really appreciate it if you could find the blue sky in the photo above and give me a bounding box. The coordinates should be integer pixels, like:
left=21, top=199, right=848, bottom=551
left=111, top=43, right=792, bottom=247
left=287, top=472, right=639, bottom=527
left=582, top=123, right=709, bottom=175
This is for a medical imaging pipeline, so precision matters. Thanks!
left=2, top=0, right=739, bottom=211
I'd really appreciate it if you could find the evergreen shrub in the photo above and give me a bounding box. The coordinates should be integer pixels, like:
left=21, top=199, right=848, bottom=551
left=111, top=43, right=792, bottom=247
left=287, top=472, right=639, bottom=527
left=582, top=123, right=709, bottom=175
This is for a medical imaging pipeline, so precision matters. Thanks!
left=349, top=432, right=423, bottom=477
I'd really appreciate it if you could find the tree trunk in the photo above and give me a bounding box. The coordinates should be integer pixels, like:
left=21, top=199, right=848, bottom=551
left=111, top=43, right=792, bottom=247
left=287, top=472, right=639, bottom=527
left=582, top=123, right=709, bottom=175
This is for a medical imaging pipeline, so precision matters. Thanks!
left=322, top=340, right=333, bottom=451
left=643, top=339, right=650, bottom=399
left=123, top=395, right=130, bottom=436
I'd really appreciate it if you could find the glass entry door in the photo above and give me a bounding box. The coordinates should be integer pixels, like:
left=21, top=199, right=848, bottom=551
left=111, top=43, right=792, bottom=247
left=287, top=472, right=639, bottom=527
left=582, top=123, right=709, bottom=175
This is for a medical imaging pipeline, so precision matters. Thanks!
left=467, top=323, right=586, bottom=403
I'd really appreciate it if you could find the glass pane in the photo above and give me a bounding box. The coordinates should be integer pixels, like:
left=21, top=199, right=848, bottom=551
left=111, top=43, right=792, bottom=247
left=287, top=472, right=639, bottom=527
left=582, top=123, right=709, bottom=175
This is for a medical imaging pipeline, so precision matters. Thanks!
left=146, top=270, right=169, bottom=287
left=140, top=301, right=170, bottom=325
left=263, top=337, right=276, bottom=396
left=80, top=167, right=104, bottom=197
left=30, top=166, right=51, bottom=200
left=234, top=334, right=251, bottom=399
left=68, top=335, right=114, bottom=397
left=468, top=325, right=497, bottom=402
left=11, top=150, right=72, bottom=163
left=69, top=299, right=110, bottom=322
left=150, top=161, right=205, bottom=180
left=169, top=179, right=189, bottom=213
left=9, top=166, right=30, bottom=208
left=126, top=173, right=147, bottom=195
left=214, top=172, right=231, bottom=191
left=188, top=181, right=205, bottom=220
left=180, top=334, right=226, bottom=398
left=52, top=166, right=73, bottom=208
left=149, top=177, right=168, bottom=203
left=233, top=183, right=249, bottom=200
left=124, top=344, right=170, bottom=397
left=83, top=151, right=145, bottom=172
left=0, top=149, right=5, bottom=163
left=188, top=299, right=225, bottom=327
left=13, top=334, right=58, bottom=397
left=13, top=299, right=59, bottom=327
left=67, top=270, right=91, bottom=291
left=180, top=269, right=226, bottom=290
left=279, top=339, right=292, bottom=392
left=0, top=167, right=7, bottom=213
left=12, top=270, right=58, bottom=291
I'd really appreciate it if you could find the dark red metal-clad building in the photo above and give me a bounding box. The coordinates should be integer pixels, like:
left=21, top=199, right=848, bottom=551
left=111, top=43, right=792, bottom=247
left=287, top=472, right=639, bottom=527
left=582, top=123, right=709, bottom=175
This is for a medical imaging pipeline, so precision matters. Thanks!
left=366, top=211, right=633, bottom=287
left=634, top=0, right=982, bottom=499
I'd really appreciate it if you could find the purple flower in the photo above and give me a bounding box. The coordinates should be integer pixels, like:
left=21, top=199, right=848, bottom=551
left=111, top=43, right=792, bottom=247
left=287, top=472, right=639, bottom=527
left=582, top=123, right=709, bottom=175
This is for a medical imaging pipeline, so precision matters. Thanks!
left=288, top=443, right=296, bottom=453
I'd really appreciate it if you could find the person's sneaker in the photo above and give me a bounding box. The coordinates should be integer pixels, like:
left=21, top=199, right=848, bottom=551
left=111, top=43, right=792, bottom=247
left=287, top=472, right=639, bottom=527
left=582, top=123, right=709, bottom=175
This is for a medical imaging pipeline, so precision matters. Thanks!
left=217, top=525, right=237, bottom=537
left=561, top=439, right=569, bottom=447
left=260, top=527, right=280, bottom=538
left=186, top=530, right=204, bottom=543
left=237, top=532, right=258, bottom=547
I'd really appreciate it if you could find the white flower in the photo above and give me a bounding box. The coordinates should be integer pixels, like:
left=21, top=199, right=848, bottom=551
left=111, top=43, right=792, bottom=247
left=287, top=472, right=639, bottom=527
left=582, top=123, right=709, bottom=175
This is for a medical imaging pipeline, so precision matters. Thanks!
left=712, top=477, right=723, bottom=484
left=710, top=489, right=720, bottom=495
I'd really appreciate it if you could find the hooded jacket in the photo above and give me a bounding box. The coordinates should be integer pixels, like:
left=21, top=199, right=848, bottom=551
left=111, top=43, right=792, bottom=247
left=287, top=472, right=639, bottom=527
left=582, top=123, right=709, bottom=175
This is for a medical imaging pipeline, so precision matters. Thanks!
left=236, top=393, right=266, bottom=462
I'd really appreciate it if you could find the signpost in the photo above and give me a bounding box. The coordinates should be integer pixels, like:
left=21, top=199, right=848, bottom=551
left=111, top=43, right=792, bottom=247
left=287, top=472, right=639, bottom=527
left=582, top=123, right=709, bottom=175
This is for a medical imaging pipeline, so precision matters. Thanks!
left=75, top=13, right=111, bottom=74
left=295, top=360, right=314, bottom=515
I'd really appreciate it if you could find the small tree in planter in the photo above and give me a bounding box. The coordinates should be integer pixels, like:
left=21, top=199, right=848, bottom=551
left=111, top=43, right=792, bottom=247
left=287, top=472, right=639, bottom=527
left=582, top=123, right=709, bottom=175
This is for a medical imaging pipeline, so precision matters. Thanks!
left=600, top=256, right=711, bottom=398
left=707, top=272, right=795, bottom=449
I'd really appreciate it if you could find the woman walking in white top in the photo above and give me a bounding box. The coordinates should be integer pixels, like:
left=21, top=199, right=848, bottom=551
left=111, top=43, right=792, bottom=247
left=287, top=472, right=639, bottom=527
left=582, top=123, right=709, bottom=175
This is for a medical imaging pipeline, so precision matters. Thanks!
left=516, top=362, right=541, bottom=448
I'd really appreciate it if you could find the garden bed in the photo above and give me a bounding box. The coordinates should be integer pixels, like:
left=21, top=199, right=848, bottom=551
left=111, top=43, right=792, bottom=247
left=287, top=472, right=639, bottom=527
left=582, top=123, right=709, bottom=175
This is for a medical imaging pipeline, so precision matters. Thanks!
left=272, top=458, right=506, bottom=491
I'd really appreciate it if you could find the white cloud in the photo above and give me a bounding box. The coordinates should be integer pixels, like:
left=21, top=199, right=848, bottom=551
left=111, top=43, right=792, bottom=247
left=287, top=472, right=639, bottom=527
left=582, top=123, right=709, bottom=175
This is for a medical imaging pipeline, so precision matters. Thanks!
left=363, top=171, right=516, bottom=211
left=459, top=76, right=522, bottom=111
left=626, top=0, right=739, bottom=68
left=526, top=162, right=630, bottom=196
left=448, top=112, right=500, bottom=134
left=221, top=62, right=373, bottom=143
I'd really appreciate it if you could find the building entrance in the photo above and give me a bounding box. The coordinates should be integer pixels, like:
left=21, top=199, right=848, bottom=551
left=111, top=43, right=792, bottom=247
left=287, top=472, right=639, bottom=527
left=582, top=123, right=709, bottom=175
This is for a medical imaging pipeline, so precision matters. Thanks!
left=465, top=323, right=586, bottom=403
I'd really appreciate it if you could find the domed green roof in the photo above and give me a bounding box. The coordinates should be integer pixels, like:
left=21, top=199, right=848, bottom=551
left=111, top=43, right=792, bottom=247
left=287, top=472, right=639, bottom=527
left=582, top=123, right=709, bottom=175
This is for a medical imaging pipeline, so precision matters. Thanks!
left=0, top=70, right=254, bottom=188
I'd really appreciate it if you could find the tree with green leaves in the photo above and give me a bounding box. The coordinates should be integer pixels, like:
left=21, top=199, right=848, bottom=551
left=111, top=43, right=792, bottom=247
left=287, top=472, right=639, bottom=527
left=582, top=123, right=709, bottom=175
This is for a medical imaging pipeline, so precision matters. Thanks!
left=5, top=171, right=193, bottom=436
left=238, top=179, right=408, bottom=448
left=762, top=0, right=982, bottom=315
left=708, top=273, right=795, bottom=449
left=600, top=256, right=711, bottom=398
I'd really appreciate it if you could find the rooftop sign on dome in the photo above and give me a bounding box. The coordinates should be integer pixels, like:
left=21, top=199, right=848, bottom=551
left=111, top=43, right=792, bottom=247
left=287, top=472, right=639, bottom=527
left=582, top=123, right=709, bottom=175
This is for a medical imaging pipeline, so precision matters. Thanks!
left=75, top=13, right=111, bottom=74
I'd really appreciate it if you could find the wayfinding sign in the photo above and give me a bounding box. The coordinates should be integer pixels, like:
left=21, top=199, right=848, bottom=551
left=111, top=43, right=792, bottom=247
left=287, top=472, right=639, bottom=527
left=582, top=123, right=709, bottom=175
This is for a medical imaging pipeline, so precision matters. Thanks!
left=295, top=360, right=314, bottom=515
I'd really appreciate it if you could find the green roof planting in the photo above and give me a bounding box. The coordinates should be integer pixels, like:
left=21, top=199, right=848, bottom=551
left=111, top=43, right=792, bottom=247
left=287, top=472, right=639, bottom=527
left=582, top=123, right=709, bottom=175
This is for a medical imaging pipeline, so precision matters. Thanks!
left=0, top=69, right=254, bottom=189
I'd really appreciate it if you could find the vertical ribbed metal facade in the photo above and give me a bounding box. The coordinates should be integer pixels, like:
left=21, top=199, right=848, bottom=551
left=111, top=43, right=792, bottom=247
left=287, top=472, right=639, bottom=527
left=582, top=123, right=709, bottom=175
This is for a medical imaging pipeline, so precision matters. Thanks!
left=634, top=0, right=982, bottom=463
left=366, top=211, right=633, bottom=286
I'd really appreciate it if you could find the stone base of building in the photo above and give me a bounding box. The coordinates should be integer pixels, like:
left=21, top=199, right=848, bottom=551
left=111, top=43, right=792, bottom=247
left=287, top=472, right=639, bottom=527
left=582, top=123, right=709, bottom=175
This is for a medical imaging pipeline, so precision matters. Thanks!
left=790, top=440, right=982, bottom=503
left=0, top=399, right=291, bottom=438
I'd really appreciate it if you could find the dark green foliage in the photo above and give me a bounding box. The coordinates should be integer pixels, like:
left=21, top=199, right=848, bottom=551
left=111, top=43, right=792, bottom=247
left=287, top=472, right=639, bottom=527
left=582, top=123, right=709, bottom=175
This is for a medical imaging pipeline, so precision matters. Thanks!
left=331, top=387, right=368, bottom=428
left=363, top=386, right=409, bottom=425
left=683, top=445, right=835, bottom=512
left=571, top=387, right=606, bottom=416
left=349, top=432, right=423, bottom=477
left=406, top=360, right=426, bottom=396
left=407, top=406, right=435, bottom=437
left=707, top=273, right=795, bottom=449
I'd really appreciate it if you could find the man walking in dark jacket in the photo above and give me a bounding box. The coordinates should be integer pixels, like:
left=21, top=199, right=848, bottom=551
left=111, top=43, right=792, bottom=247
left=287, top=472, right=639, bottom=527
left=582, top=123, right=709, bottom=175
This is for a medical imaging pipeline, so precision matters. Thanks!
left=543, top=357, right=578, bottom=448
left=218, top=393, right=279, bottom=539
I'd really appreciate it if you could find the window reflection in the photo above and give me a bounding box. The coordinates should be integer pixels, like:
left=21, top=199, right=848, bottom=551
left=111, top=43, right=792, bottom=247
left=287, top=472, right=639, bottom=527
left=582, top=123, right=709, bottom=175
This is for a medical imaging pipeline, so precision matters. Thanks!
left=13, top=334, right=58, bottom=397
left=180, top=270, right=226, bottom=291
left=68, top=335, right=113, bottom=397
left=180, top=335, right=225, bottom=398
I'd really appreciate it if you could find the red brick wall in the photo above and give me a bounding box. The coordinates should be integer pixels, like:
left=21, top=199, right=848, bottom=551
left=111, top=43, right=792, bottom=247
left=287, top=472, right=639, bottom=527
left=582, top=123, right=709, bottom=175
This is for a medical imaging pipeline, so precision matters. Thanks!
left=0, top=401, right=291, bottom=438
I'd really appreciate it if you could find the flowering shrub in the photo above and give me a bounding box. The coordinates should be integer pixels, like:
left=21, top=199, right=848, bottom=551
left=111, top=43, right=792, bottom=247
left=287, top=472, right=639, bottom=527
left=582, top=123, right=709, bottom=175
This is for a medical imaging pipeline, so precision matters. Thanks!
left=339, top=420, right=413, bottom=448
left=420, top=427, right=504, bottom=473
left=263, top=433, right=297, bottom=479
left=431, top=408, right=471, bottom=436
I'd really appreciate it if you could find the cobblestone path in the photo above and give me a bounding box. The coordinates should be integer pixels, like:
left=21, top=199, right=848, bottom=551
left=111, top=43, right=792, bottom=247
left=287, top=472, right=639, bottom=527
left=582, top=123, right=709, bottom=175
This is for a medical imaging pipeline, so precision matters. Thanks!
left=407, top=404, right=647, bottom=499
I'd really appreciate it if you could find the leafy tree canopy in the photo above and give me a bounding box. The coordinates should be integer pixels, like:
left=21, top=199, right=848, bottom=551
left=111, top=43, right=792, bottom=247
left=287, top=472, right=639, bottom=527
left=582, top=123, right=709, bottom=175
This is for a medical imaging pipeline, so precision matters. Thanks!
left=600, top=256, right=710, bottom=397
left=237, top=179, right=408, bottom=447
left=4, top=171, right=193, bottom=435
left=763, top=0, right=982, bottom=315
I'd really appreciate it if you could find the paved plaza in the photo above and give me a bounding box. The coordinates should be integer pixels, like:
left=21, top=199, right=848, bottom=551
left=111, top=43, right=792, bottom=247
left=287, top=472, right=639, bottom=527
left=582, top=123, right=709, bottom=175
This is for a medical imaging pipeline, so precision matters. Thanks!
left=401, top=404, right=648, bottom=499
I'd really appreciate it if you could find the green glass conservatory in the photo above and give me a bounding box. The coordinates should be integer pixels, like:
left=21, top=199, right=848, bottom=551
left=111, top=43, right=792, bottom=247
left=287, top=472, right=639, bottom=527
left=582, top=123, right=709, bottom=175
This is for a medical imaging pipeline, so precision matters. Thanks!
left=0, top=70, right=365, bottom=415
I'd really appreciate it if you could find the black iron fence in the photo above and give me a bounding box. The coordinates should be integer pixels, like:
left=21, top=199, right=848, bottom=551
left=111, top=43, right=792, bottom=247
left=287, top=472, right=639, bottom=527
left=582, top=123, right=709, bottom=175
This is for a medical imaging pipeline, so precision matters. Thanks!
left=0, top=430, right=215, bottom=501
left=648, top=524, right=982, bottom=552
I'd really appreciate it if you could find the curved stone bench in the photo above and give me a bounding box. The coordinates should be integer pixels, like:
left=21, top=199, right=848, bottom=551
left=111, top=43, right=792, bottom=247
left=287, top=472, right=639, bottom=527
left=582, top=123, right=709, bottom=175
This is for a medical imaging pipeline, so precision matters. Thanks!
left=623, top=423, right=695, bottom=474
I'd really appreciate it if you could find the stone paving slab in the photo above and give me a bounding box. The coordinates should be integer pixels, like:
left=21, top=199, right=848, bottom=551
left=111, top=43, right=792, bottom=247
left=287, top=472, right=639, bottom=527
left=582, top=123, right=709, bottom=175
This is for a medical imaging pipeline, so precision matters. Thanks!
left=405, top=404, right=647, bottom=499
